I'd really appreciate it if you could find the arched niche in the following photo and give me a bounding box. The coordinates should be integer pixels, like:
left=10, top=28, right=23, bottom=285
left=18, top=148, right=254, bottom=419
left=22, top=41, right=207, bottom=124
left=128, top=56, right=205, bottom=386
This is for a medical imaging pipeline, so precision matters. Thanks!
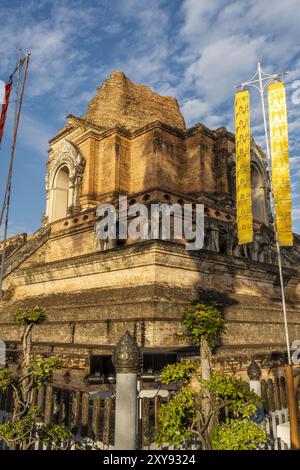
left=44, top=139, right=85, bottom=223
left=51, top=165, right=70, bottom=221
left=251, top=163, right=267, bottom=224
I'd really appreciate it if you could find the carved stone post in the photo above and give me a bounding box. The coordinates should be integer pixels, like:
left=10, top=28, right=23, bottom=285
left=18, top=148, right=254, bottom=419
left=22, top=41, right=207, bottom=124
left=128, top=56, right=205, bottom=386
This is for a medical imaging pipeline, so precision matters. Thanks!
left=247, top=359, right=265, bottom=424
left=112, top=331, right=142, bottom=450
left=0, top=340, right=6, bottom=366
left=247, top=359, right=262, bottom=397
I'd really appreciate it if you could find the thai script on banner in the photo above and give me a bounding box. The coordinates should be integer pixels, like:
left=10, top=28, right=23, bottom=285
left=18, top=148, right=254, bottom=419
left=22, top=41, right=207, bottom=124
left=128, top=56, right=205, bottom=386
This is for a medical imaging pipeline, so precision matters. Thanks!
left=268, top=82, right=293, bottom=246
left=235, top=89, right=253, bottom=244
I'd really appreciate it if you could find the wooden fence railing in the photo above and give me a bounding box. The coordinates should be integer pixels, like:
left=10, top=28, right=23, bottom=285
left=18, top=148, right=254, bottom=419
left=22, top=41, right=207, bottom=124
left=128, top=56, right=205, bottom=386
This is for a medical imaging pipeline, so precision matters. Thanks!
left=0, top=376, right=298, bottom=450
left=261, top=377, right=287, bottom=412
left=0, top=385, right=115, bottom=450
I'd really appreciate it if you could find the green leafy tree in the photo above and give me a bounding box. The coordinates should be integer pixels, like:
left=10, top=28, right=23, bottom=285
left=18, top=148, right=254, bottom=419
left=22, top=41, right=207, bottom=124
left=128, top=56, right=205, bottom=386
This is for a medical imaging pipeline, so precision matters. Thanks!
left=156, top=366, right=267, bottom=450
left=211, top=419, right=268, bottom=450
left=0, top=307, right=72, bottom=450
left=182, top=303, right=225, bottom=443
left=182, top=303, right=225, bottom=380
left=155, top=303, right=268, bottom=450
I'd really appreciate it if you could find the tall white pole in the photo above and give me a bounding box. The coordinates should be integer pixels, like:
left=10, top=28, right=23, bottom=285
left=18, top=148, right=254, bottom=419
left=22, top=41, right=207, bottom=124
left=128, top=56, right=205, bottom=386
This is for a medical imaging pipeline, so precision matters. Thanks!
left=257, top=62, right=291, bottom=365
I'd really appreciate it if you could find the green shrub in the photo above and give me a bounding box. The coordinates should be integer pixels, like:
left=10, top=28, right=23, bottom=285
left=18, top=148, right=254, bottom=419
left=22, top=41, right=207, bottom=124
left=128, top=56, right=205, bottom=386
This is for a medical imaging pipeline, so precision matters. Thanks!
left=0, top=369, right=13, bottom=391
left=155, top=386, right=196, bottom=446
left=182, top=303, right=225, bottom=346
left=160, top=360, right=199, bottom=385
left=13, top=306, right=47, bottom=326
left=28, top=355, right=62, bottom=388
left=211, top=419, right=268, bottom=450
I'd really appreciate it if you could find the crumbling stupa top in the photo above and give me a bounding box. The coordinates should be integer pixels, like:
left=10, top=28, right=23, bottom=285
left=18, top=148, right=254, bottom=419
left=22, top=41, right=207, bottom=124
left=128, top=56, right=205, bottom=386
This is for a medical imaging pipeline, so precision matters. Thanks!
left=83, top=71, right=186, bottom=131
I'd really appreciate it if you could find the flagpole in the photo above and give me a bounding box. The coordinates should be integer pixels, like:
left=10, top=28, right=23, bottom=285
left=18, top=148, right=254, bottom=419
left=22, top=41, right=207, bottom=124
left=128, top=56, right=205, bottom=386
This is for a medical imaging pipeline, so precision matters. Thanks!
left=257, top=62, right=291, bottom=365
left=236, top=63, right=291, bottom=364
left=0, top=51, right=30, bottom=298
left=236, top=62, right=300, bottom=449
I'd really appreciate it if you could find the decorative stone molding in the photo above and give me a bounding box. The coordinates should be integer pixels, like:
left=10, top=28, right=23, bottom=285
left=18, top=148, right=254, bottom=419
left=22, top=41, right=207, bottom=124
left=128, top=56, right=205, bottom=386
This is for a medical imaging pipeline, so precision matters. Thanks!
left=112, top=331, right=142, bottom=373
left=1, top=285, right=15, bottom=302
left=46, top=139, right=85, bottom=222
left=1, top=226, right=51, bottom=280
left=1, top=233, right=27, bottom=259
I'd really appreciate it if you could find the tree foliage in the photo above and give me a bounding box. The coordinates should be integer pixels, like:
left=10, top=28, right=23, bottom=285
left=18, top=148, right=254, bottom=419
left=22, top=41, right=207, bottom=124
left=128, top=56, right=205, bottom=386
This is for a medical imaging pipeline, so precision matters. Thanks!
left=160, top=360, right=198, bottom=385
left=39, top=424, right=73, bottom=450
left=201, top=373, right=262, bottom=419
left=0, top=307, right=74, bottom=450
left=211, top=419, right=269, bottom=450
left=0, top=369, right=13, bottom=392
left=0, top=406, right=40, bottom=446
left=28, top=355, right=62, bottom=388
left=0, top=406, right=74, bottom=450
left=156, top=302, right=267, bottom=450
left=12, top=306, right=47, bottom=326
left=156, top=368, right=266, bottom=449
left=155, top=386, right=196, bottom=445
left=181, top=303, right=225, bottom=346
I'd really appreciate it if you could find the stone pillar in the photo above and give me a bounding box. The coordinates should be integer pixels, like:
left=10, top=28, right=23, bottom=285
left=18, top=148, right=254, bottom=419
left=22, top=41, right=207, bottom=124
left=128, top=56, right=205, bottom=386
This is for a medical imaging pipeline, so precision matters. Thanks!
left=112, top=331, right=142, bottom=450
left=0, top=340, right=6, bottom=366
left=247, top=359, right=265, bottom=424
left=247, top=360, right=262, bottom=396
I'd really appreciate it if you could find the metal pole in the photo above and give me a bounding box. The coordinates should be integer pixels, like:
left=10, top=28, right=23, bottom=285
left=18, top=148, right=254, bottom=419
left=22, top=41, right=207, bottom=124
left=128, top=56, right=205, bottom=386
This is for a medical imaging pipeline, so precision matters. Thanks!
left=236, top=63, right=299, bottom=448
left=256, top=62, right=297, bottom=448
left=0, top=51, right=22, bottom=296
left=0, top=51, right=30, bottom=297
left=285, top=364, right=300, bottom=449
left=257, top=62, right=291, bottom=364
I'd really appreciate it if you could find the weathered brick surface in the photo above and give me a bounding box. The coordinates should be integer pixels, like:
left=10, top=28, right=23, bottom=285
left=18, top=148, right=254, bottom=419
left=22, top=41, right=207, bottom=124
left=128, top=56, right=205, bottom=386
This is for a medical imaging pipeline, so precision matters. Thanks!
left=0, top=72, right=297, bottom=379
left=1, top=241, right=300, bottom=359
left=84, top=71, right=186, bottom=131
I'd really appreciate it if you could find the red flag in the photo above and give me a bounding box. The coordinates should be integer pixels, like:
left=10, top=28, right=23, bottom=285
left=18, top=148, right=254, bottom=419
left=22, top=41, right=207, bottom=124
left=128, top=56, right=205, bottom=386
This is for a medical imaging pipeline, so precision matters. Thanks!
left=0, top=81, right=12, bottom=146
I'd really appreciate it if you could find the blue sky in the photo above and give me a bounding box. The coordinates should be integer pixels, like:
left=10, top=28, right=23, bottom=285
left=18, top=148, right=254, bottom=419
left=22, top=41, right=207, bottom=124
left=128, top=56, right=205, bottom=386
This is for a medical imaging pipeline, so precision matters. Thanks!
left=0, top=0, right=300, bottom=237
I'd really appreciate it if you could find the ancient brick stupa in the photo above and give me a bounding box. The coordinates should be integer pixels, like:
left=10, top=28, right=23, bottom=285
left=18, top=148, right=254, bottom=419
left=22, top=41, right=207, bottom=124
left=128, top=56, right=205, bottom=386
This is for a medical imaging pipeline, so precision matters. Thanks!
left=1, top=71, right=300, bottom=385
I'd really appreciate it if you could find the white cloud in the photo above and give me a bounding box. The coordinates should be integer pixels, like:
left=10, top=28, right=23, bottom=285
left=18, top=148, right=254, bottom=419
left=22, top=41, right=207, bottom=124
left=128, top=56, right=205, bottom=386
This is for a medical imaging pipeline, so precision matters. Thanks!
left=178, top=0, right=300, bottom=126
left=293, top=208, right=300, bottom=221
left=0, top=2, right=100, bottom=103
left=181, top=98, right=209, bottom=123
left=18, top=113, right=55, bottom=155
left=1, top=0, right=300, bottom=233
left=184, top=35, right=264, bottom=107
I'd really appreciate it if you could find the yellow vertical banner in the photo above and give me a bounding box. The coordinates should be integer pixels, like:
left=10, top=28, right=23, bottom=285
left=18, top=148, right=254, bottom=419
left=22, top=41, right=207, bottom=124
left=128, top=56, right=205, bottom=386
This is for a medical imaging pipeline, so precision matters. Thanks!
left=268, top=82, right=293, bottom=246
left=235, top=89, right=253, bottom=244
